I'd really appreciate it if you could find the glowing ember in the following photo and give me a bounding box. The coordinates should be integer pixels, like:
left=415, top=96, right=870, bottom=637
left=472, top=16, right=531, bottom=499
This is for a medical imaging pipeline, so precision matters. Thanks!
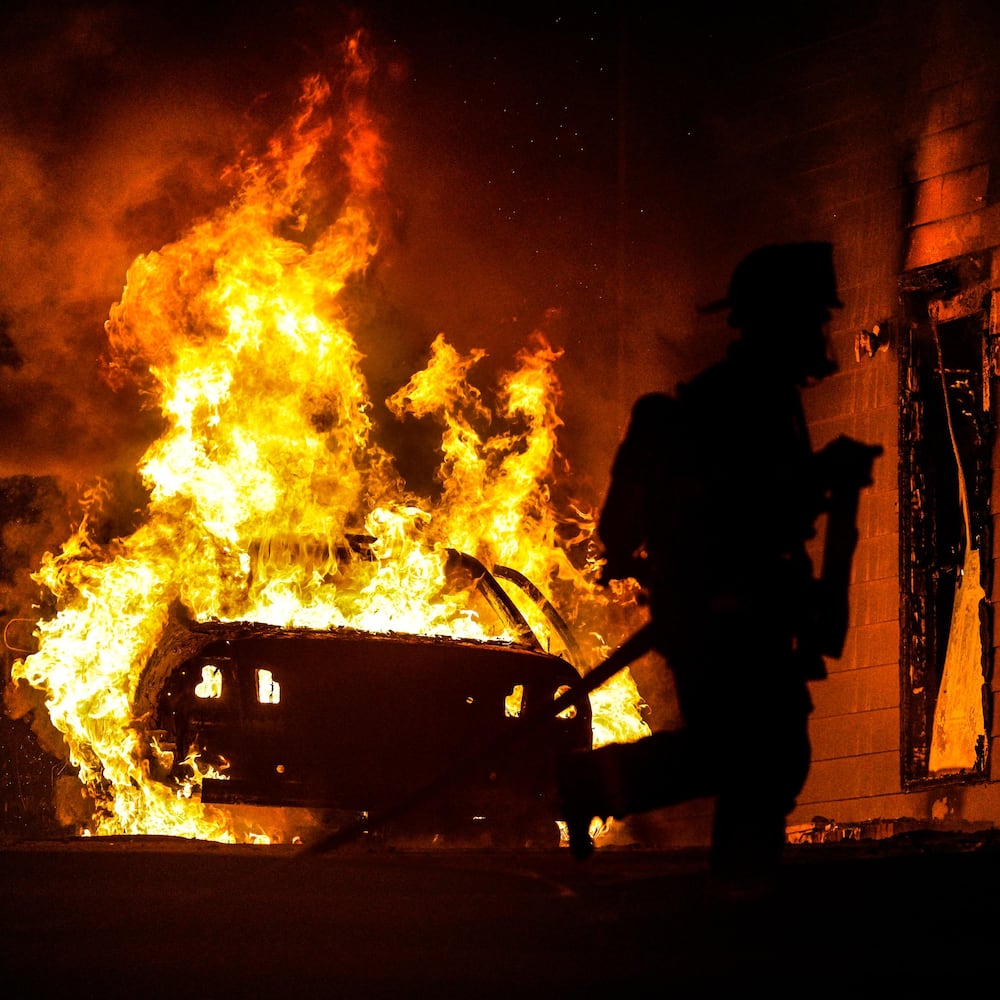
left=10, top=32, right=649, bottom=844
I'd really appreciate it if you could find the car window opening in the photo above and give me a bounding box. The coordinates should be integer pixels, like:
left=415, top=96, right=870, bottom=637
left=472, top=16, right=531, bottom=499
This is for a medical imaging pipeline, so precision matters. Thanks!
left=555, top=685, right=576, bottom=719
left=257, top=668, right=280, bottom=704
left=194, top=664, right=223, bottom=699
left=505, top=684, right=524, bottom=718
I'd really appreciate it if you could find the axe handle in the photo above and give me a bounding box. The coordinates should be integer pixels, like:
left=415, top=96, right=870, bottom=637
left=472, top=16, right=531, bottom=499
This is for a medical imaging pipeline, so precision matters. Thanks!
left=302, top=621, right=658, bottom=855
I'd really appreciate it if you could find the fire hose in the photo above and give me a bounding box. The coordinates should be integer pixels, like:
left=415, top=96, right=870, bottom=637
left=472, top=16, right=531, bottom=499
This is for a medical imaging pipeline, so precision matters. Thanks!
left=302, top=621, right=658, bottom=855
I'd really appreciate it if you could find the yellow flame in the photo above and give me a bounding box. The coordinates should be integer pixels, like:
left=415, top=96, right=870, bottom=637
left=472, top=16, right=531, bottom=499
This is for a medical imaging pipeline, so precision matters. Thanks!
left=11, top=32, right=649, bottom=844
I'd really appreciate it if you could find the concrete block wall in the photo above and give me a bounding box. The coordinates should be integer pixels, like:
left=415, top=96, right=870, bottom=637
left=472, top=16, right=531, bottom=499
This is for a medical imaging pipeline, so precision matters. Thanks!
left=800, top=0, right=1000, bottom=831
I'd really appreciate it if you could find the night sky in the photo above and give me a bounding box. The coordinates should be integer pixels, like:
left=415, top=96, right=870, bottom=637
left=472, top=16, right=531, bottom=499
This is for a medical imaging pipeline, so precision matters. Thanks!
left=0, top=2, right=872, bottom=509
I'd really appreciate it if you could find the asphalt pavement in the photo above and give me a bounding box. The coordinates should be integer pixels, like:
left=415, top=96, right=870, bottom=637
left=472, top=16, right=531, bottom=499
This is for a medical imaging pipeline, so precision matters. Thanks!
left=2, top=830, right=998, bottom=996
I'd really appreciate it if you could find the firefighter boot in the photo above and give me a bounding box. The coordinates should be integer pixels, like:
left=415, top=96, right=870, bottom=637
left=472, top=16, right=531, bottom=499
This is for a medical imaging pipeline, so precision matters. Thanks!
left=557, top=749, right=611, bottom=860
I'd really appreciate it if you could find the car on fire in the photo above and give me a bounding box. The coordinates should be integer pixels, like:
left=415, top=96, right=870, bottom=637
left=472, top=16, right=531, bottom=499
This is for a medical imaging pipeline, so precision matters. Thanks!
left=135, top=547, right=592, bottom=846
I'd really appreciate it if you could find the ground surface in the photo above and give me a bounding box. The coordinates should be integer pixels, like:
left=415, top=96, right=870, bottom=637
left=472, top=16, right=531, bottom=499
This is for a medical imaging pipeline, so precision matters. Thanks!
left=2, top=830, right=998, bottom=995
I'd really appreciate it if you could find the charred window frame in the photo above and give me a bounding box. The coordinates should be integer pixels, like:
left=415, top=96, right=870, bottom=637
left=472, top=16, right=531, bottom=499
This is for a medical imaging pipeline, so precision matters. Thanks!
left=899, top=252, right=995, bottom=787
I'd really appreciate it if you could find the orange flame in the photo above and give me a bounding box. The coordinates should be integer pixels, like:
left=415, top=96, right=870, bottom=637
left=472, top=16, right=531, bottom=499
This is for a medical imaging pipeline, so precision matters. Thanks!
left=11, top=32, right=649, bottom=844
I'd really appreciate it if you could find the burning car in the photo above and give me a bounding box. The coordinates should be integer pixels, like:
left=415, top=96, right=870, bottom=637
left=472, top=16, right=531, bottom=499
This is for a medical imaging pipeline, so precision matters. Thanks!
left=6, top=59, right=651, bottom=849
left=135, top=548, right=592, bottom=846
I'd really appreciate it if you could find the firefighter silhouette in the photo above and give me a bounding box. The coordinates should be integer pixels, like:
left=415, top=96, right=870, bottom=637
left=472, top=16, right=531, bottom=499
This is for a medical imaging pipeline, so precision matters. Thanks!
left=559, top=242, right=881, bottom=894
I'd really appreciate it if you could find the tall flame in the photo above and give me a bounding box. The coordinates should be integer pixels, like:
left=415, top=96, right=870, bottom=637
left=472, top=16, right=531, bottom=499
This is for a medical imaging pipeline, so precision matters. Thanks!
left=11, top=33, right=649, bottom=843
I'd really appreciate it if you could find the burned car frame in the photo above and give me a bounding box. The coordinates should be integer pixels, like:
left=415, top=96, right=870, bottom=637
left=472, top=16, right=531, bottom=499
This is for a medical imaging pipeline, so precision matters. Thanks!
left=135, top=549, right=592, bottom=846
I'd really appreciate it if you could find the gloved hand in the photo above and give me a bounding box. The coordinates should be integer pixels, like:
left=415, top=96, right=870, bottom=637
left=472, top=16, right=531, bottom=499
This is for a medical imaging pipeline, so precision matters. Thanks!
left=816, top=435, right=883, bottom=494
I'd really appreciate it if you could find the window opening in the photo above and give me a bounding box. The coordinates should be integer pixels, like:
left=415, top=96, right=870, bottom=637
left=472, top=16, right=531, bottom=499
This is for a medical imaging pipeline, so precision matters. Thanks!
left=194, top=664, right=223, bottom=699
left=256, top=668, right=280, bottom=704
left=505, top=684, right=523, bottom=718
left=899, top=252, right=994, bottom=784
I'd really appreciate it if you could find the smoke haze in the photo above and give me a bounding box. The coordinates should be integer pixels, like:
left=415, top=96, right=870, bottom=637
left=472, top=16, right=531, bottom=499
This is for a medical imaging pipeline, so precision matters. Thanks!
left=1, top=3, right=741, bottom=512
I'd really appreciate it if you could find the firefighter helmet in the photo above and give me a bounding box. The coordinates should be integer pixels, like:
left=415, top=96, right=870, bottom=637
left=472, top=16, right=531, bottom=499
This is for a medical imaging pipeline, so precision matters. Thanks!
left=700, top=242, right=843, bottom=328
